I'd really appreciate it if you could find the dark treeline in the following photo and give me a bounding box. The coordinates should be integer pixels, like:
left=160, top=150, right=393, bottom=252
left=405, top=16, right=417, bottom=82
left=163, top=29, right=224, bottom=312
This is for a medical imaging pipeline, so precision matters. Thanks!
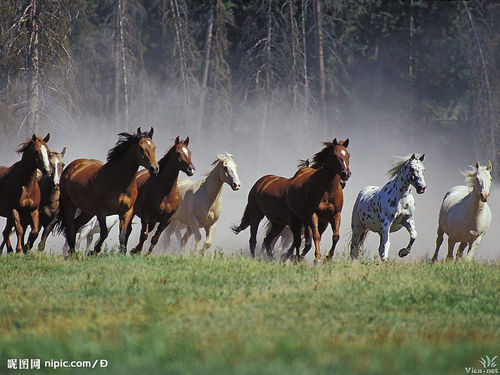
left=0, top=0, right=499, bottom=174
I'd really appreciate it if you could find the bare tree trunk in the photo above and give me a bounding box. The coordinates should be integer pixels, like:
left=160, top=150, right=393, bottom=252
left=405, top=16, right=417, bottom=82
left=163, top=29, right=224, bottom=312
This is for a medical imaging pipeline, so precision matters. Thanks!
left=25, top=0, right=40, bottom=137
left=170, top=0, right=189, bottom=112
left=313, top=0, right=326, bottom=127
left=114, top=0, right=129, bottom=132
left=288, top=0, right=298, bottom=109
left=301, top=0, right=310, bottom=130
left=198, top=2, right=214, bottom=129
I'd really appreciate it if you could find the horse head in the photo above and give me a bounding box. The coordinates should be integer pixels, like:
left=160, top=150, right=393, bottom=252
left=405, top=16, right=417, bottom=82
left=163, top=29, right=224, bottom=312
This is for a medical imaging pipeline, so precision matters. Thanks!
left=472, top=161, right=492, bottom=202
left=49, top=147, right=66, bottom=188
left=406, top=153, right=427, bottom=194
left=136, top=127, right=159, bottom=176
left=18, top=133, right=52, bottom=176
left=173, top=136, right=195, bottom=176
left=215, top=153, right=240, bottom=191
left=331, top=138, right=351, bottom=181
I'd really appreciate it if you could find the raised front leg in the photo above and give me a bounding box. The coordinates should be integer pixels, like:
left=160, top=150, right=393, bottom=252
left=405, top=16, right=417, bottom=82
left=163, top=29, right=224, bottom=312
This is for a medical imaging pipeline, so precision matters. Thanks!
left=398, top=218, right=417, bottom=258
left=465, top=235, right=483, bottom=261
left=377, top=224, right=391, bottom=261
left=456, top=242, right=467, bottom=259
left=325, top=213, right=341, bottom=261
left=147, top=217, right=173, bottom=255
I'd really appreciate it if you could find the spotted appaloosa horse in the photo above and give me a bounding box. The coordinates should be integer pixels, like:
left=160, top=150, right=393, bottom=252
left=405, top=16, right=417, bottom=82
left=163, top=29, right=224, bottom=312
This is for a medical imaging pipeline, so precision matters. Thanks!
left=350, top=154, right=426, bottom=261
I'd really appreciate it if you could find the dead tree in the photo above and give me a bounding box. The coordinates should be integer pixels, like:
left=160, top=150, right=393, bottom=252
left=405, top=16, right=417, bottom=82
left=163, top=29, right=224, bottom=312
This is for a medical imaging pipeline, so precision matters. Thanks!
left=198, top=1, right=215, bottom=129
left=25, top=0, right=40, bottom=136
left=313, top=0, right=326, bottom=127
left=114, top=0, right=129, bottom=132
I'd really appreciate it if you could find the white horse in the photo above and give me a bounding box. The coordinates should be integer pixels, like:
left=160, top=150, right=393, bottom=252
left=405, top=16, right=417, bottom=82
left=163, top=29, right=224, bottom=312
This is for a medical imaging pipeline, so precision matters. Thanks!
left=432, top=161, right=492, bottom=262
left=63, top=214, right=119, bottom=254
left=164, top=153, right=240, bottom=252
left=350, top=154, right=426, bottom=261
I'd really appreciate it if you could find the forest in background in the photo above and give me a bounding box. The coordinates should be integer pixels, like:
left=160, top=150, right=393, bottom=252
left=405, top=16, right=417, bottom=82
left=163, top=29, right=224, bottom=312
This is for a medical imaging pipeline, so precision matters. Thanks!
left=0, top=0, right=499, bottom=176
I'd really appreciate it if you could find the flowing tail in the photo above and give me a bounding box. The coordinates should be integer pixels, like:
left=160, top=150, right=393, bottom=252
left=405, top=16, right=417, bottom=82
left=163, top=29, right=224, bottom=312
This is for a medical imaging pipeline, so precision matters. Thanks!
left=231, top=205, right=251, bottom=234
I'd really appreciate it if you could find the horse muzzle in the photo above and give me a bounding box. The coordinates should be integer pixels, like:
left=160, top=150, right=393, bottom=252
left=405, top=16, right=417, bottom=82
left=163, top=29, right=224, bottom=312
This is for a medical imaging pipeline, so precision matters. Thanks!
left=340, top=170, right=351, bottom=181
left=231, top=181, right=240, bottom=191
left=148, top=165, right=159, bottom=176
left=185, top=165, right=195, bottom=177
left=480, top=193, right=489, bottom=202
left=416, top=186, right=426, bottom=194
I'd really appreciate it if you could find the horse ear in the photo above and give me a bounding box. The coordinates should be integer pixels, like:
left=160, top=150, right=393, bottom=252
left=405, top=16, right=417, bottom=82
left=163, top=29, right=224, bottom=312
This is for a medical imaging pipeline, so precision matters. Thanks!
left=475, top=161, right=480, bottom=169
left=32, top=134, right=37, bottom=142
left=332, top=138, right=337, bottom=145
left=410, top=153, right=416, bottom=160
left=148, top=127, right=154, bottom=138
left=184, top=136, right=189, bottom=146
left=175, top=136, right=180, bottom=144
left=343, top=138, right=349, bottom=148
left=137, top=127, right=142, bottom=136
left=43, top=133, right=50, bottom=143
left=61, top=147, right=66, bottom=157
left=419, top=153, right=425, bottom=162
left=487, top=161, right=492, bottom=171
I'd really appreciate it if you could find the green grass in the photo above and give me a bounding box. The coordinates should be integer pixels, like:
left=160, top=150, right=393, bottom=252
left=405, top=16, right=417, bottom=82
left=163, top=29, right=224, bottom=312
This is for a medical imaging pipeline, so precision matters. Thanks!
left=0, top=253, right=499, bottom=374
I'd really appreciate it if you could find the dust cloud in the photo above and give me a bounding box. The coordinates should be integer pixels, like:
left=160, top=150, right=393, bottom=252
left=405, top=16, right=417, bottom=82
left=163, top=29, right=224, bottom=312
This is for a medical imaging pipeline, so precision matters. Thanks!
left=0, top=94, right=498, bottom=262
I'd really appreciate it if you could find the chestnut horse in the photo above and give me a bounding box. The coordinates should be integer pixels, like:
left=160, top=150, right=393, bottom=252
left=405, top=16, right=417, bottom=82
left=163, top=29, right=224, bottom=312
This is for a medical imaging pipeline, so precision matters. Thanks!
left=285, top=139, right=350, bottom=262
left=0, top=134, right=52, bottom=253
left=130, top=136, right=195, bottom=255
left=57, top=127, right=159, bottom=255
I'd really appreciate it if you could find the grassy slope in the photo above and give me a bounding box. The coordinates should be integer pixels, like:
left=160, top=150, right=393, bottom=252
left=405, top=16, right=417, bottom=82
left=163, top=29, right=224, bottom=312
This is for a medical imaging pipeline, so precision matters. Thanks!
left=0, top=253, right=499, bottom=374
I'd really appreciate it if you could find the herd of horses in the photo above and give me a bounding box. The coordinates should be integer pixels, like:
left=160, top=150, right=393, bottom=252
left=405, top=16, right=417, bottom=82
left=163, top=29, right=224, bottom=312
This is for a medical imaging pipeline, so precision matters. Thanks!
left=0, top=129, right=493, bottom=262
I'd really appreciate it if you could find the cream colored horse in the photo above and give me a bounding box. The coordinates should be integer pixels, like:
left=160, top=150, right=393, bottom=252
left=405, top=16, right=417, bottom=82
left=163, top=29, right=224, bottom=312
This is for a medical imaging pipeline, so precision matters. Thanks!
left=164, top=153, right=240, bottom=252
left=432, top=161, right=492, bottom=261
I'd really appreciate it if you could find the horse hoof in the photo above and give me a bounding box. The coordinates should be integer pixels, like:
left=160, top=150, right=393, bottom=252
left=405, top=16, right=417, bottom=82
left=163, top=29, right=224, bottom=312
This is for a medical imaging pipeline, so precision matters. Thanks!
left=398, top=248, right=410, bottom=258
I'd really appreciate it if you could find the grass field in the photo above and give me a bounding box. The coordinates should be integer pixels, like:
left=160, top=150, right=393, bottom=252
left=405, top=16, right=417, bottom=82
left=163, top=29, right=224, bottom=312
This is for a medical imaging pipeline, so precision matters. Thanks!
left=0, top=253, right=499, bottom=375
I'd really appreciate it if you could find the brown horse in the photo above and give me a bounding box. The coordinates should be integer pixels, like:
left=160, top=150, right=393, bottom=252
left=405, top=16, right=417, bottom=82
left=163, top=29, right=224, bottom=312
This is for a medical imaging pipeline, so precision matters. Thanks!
left=284, top=139, right=350, bottom=262
left=0, top=147, right=66, bottom=252
left=231, top=164, right=308, bottom=258
left=130, top=136, right=195, bottom=255
left=57, top=127, right=159, bottom=255
left=0, top=134, right=52, bottom=253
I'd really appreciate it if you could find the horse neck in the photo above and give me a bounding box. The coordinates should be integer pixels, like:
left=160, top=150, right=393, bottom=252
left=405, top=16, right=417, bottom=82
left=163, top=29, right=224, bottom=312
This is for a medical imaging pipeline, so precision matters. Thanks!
left=106, top=146, right=141, bottom=187
left=159, top=153, right=180, bottom=190
left=384, top=171, right=411, bottom=200
left=18, top=149, right=38, bottom=185
left=313, top=161, right=340, bottom=191
left=200, top=164, right=224, bottom=204
left=466, top=188, right=487, bottom=215
left=39, top=176, right=59, bottom=209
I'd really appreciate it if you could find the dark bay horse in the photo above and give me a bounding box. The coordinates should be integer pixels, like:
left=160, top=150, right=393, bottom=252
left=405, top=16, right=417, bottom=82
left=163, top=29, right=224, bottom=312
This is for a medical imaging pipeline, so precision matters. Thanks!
left=0, top=134, right=52, bottom=253
left=57, top=127, right=159, bottom=255
left=130, top=136, right=195, bottom=255
left=231, top=164, right=308, bottom=258
left=285, top=139, right=350, bottom=262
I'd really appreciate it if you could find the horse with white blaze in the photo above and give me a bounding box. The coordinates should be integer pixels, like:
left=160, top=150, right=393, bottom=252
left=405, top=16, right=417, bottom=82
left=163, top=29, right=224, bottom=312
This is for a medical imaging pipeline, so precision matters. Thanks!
left=431, top=161, right=492, bottom=262
left=350, top=154, right=426, bottom=261
left=164, top=153, right=240, bottom=252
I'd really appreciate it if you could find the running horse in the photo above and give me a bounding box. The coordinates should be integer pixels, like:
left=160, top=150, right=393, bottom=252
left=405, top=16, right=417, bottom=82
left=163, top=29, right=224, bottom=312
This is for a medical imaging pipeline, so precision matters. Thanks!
left=57, top=127, right=159, bottom=255
left=130, top=136, right=195, bottom=255
left=284, top=139, right=350, bottom=262
left=0, top=134, right=52, bottom=253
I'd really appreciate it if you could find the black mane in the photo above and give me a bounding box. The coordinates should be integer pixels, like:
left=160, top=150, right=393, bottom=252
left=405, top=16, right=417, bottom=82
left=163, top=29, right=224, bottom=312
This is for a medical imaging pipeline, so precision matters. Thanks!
left=106, top=131, right=149, bottom=163
left=158, top=143, right=177, bottom=170
left=308, top=142, right=335, bottom=169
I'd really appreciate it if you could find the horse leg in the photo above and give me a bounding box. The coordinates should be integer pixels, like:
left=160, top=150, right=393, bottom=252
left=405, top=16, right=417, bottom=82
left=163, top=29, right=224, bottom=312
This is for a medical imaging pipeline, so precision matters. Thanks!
left=203, top=223, right=216, bottom=251
left=249, top=220, right=260, bottom=258
left=431, top=226, right=444, bottom=262
left=465, top=235, right=483, bottom=261
left=180, top=227, right=193, bottom=252
left=308, top=213, right=322, bottom=263
left=1, top=218, right=14, bottom=254
left=131, top=219, right=149, bottom=255
left=61, top=198, right=77, bottom=255
left=263, top=222, right=285, bottom=259
left=325, top=214, right=340, bottom=261
left=118, top=208, right=134, bottom=254
left=90, top=215, right=109, bottom=255
left=446, top=237, right=456, bottom=261
left=25, top=209, right=40, bottom=252
left=37, top=222, right=51, bottom=252
left=162, top=220, right=175, bottom=250
left=300, top=225, right=313, bottom=258
left=456, top=242, right=467, bottom=259
left=377, top=224, right=391, bottom=261
left=398, top=218, right=417, bottom=258
left=10, top=209, right=25, bottom=254
left=350, top=207, right=366, bottom=259
left=147, top=217, right=172, bottom=255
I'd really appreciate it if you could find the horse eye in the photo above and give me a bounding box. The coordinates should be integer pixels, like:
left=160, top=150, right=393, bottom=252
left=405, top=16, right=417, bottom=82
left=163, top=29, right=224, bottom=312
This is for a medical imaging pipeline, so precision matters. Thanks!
left=224, top=166, right=228, bottom=171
